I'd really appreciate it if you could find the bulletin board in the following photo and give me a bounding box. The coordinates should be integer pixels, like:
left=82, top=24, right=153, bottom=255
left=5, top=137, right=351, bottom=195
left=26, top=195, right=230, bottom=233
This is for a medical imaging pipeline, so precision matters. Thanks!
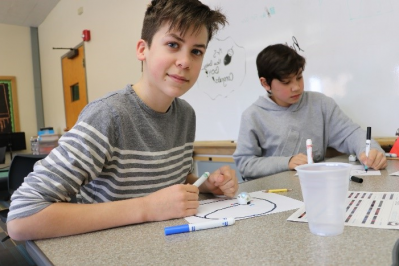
left=0, top=76, right=20, bottom=133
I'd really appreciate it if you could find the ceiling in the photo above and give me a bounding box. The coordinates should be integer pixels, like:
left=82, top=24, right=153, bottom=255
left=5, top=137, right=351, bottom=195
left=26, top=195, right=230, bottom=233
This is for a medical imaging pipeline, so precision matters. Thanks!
left=0, top=0, right=60, bottom=27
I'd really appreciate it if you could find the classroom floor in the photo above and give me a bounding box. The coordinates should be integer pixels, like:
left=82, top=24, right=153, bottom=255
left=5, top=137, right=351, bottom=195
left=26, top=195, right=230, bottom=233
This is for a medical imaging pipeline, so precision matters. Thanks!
left=0, top=221, right=36, bottom=266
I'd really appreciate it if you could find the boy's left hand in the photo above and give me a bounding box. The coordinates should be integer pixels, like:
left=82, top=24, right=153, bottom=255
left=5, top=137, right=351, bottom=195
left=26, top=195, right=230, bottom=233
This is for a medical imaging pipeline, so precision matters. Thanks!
left=201, top=166, right=238, bottom=198
left=359, top=149, right=387, bottom=170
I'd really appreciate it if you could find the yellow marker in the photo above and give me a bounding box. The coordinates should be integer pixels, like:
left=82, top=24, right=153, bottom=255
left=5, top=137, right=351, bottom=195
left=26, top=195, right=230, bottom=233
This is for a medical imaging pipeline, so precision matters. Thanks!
left=264, top=189, right=293, bottom=193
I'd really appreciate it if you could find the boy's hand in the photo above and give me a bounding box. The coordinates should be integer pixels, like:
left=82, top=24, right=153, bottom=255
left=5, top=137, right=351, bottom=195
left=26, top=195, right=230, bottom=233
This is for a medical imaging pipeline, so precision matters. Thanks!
left=359, top=149, right=387, bottom=170
left=201, top=166, right=238, bottom=198
left=288, top=153, right=308, bottom=170
left=143, top=184, right=199, bottom=221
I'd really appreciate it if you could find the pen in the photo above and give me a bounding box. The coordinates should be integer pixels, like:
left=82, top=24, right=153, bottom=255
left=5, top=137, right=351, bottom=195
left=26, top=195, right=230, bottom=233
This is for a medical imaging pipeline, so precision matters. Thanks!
left=306, top=139, right=313, bottom=164
left=365, top=127, right=371, bottom=173
left=164, top=218, right=235, bottom=235
left=350, top=176, right=363, bottom=183
left=193, top=172, right=210, bottom=187
left=385, top=153, right=397, bottom=158
left=264, top=189, right=293, bottom=193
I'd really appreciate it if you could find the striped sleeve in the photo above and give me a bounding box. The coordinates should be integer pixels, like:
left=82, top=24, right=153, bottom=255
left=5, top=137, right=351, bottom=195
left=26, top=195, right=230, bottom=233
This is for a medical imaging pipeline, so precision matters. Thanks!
left=7, top=121, right=113, bottom=220
left=8, top=88, right=196, bottom=221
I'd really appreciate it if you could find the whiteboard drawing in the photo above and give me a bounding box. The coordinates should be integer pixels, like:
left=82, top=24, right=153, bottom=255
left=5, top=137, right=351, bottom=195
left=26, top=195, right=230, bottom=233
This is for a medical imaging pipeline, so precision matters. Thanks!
left=196, top=37, right=246, bottom=100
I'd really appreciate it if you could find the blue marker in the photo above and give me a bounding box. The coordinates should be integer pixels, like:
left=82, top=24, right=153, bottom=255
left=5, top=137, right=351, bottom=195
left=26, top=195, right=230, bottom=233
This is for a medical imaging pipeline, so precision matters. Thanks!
left=164, top=218, right=235, bottom=235
left=364, top=127, right=371, bottom=173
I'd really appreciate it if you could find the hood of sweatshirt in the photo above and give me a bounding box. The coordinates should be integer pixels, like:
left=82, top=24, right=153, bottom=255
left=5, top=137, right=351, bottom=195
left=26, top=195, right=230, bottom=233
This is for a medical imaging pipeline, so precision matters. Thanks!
left=253, top=91, right=313, bottom=112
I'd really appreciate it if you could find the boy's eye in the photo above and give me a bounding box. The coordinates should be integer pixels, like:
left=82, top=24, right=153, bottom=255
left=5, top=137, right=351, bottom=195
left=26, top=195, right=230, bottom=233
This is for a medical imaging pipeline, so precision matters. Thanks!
left=168, top=42, right=178, bottom=49
left=297, top=75, right=303, bottom=80
left=192, top=49, right=203, bottom=56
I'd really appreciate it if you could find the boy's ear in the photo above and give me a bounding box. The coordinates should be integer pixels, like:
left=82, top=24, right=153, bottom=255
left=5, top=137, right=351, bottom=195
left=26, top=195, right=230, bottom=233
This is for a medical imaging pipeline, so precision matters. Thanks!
left=136, top=39, right=147, bottom=61
left=259, top=77, right=271, bottom=91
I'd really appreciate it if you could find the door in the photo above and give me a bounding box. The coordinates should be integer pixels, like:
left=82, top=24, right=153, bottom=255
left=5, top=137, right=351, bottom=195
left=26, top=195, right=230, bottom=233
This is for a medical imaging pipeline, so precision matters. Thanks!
left=61, top=44, right=88, bottom=131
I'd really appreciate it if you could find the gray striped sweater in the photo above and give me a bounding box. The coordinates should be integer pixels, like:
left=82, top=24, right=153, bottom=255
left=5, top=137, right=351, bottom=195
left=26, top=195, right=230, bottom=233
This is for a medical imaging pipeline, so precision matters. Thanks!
left=8, top=85, right=196, bottom=221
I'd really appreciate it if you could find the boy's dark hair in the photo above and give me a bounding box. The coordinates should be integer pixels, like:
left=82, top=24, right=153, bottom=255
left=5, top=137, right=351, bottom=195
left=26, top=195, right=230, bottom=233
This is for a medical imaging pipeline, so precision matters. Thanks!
left=142, top=0, right=227, bottom=47
left=256, top=44, right=306, bottom=86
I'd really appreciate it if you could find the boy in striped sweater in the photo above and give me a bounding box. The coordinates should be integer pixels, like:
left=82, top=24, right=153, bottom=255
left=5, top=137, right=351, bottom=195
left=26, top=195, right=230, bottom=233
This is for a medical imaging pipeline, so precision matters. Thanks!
left=7, top=0, right=238, bottom=241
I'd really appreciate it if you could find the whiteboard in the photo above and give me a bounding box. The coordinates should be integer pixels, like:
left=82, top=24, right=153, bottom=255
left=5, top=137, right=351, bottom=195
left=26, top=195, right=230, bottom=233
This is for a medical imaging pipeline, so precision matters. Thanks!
left=181, top=0, right=399, bottom=141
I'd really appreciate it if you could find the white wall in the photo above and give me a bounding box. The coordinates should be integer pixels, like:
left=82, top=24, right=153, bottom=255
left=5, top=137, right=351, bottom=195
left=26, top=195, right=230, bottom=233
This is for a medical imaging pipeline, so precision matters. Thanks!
left=38, top=0, right=148, bottom=133
left=0, top=23, right=37, bottom=160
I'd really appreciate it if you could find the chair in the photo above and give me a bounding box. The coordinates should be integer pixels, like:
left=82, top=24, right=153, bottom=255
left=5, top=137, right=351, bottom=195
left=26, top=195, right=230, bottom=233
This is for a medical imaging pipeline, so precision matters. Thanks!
left=0, top=154, right=46, bottom=242
left=0, top=146, right=8, bottom=197
left=0, top=146, right=6, bottom=164
left=393, top=238, right=399, bottom=266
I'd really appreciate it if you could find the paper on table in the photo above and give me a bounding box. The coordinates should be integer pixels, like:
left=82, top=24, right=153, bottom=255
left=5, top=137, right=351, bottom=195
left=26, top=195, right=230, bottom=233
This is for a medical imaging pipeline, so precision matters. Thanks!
left=185, top=191, right=303, bottom=224
left=390, top=171, right=399, bottom=176
left=350, top=165, right=381, bottom=176
left=287, top=191, right=399, bottom=230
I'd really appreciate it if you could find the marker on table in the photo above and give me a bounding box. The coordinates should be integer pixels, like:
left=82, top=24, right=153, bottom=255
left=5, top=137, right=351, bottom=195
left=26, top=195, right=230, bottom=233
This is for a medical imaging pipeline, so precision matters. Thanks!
left=350, top=176, right=363, bottom=183
left=365, top=127, right=371, bottom=173
left=264, top=188, right=293, bottom=193
left=306, top=139, right=313, bottom=164
left=193, top=172, right=210, bottom=187
left=164, top=218, right=235, bottom=235
left=385, top=153, right=398, bottom=158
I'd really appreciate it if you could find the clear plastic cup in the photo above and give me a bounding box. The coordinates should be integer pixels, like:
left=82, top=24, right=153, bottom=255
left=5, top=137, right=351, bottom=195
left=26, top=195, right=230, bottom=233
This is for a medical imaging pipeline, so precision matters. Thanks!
left=295, top=162, right=351, bottom=236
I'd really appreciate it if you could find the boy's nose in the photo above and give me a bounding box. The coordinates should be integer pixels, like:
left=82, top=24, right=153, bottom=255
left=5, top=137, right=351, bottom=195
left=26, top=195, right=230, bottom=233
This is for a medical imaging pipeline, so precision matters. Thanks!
left=292, top=81, right=301, bottom=91
left=176, top=54, right=191, bottom=69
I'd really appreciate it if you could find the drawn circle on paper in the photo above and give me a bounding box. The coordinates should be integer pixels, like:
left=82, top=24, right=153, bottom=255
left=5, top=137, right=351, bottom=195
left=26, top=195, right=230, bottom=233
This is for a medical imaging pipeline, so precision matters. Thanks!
left=194, top=197, right=277, bottom=220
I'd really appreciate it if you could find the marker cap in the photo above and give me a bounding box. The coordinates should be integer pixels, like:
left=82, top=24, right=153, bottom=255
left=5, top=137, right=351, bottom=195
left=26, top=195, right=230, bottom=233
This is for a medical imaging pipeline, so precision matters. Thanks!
left=164, top=224, right=189, bottom=235
left=366, top=127, right=371, bottom=139
left=350, top=176, right=363, bottom=183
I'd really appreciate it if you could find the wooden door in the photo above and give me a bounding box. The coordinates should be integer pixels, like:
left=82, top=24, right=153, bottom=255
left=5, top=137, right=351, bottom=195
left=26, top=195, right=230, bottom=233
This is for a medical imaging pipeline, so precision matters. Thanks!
left=61, top=44, right=88, bottom=131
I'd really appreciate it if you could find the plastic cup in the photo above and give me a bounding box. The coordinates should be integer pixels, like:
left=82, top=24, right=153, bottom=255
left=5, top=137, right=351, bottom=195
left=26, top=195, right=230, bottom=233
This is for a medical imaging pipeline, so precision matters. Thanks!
left=295, top=162, right=351, bottom=236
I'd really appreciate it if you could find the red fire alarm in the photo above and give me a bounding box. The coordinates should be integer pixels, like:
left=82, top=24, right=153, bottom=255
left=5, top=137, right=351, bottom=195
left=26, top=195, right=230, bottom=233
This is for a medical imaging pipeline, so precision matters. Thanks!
left=82, top=30, right=91, bottom=41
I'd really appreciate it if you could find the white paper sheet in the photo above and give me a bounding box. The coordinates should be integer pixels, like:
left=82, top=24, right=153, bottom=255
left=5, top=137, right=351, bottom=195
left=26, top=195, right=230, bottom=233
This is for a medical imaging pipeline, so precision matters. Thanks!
left=185, top=191, right=303, bottom=224
left=287, top=191, right=399, bottom=230
left=349, top=165, right=381, bottom=176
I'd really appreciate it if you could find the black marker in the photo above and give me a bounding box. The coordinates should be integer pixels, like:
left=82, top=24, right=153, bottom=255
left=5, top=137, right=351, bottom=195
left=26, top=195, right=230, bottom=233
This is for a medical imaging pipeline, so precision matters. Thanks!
left=350, top=176, right=363, bottom=183
left=364, top=127, right=371, bottom=173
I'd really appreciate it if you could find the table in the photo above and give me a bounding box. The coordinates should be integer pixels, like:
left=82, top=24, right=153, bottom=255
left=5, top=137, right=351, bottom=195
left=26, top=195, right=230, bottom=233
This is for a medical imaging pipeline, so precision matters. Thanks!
left=26, top=156, right=399, bottom=266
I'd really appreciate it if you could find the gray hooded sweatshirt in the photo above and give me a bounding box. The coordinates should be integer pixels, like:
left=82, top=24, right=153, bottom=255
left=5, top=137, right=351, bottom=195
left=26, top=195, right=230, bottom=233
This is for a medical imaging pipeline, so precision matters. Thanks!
left=233, top=91, right=383, bottom=180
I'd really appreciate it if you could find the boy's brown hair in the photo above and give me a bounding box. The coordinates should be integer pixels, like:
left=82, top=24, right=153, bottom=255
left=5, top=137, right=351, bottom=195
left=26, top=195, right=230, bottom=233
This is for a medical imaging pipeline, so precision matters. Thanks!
left=141, top=0, right=227, bottom=47
left=256, top=44, right=306, bottom=87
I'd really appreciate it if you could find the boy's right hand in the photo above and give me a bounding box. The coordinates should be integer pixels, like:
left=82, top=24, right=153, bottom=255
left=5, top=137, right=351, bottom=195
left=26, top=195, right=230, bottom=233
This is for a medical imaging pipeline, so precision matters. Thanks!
left=288, top=153, right=308, bottom=170
left=143, top=184, right=199, bottom=222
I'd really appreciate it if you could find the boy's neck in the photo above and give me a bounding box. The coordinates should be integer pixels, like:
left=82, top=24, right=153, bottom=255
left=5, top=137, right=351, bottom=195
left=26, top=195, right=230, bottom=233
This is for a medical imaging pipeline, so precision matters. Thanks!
left=131, top=83, right=173, bottom=113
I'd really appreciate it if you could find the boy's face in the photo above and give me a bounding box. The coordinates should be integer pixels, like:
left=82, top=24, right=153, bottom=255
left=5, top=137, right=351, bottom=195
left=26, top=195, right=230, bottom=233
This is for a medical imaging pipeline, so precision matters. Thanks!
left=261, top=70, right=304, bottom=107
left=138, top=22, right=208, bottom=102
